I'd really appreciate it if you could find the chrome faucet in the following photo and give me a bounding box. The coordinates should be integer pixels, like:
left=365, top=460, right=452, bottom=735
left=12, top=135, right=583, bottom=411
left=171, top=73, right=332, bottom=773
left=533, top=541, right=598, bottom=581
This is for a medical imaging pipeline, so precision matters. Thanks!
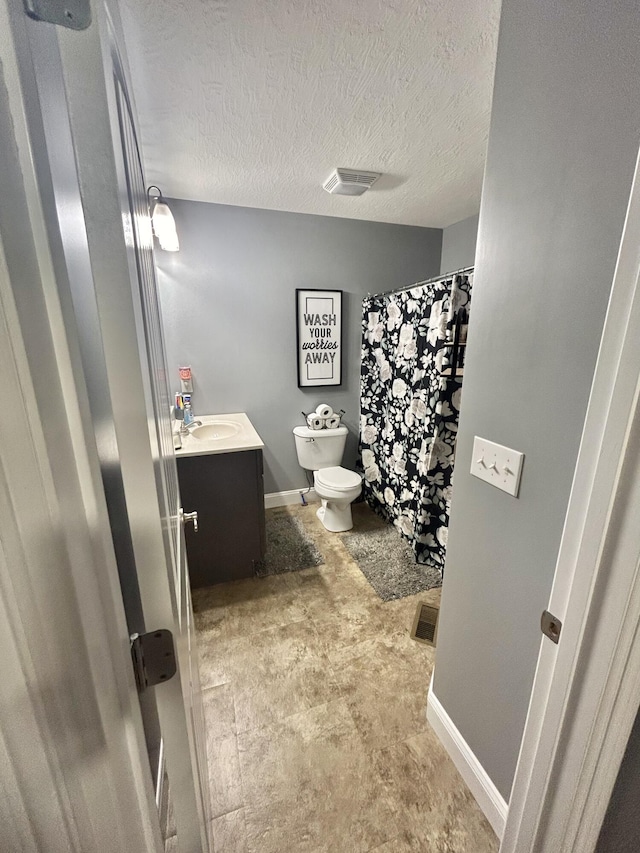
left=179, top=418, right=203, bottom=436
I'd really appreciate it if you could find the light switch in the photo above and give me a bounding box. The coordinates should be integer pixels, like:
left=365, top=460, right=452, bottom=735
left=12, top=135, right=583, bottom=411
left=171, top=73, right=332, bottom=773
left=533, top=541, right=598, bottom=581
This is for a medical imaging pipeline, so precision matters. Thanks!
left=471, top=436, right=524, bottom=497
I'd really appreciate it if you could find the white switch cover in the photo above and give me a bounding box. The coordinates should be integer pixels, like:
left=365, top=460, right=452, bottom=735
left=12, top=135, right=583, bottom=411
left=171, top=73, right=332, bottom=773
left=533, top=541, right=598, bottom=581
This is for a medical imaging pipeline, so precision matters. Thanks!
left=471, top=436, right=524, bottom=497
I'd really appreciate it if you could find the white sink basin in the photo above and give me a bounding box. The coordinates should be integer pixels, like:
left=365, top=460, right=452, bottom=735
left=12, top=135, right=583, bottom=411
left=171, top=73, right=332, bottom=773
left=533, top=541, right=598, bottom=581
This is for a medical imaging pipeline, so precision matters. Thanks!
left=191, top=421, right=241, bottom=441
left=175, top=413, right=264, bottom=457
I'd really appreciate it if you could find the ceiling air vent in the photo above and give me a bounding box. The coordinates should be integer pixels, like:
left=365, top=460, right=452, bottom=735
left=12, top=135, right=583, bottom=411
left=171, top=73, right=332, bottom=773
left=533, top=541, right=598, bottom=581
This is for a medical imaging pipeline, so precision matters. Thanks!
left=323, top=168, right=381, bottom=196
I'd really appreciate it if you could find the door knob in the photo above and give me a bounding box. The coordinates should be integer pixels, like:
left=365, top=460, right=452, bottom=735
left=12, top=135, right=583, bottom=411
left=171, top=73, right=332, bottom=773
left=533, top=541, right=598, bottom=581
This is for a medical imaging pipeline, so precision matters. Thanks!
left=180, top=509, right=199, bottom=533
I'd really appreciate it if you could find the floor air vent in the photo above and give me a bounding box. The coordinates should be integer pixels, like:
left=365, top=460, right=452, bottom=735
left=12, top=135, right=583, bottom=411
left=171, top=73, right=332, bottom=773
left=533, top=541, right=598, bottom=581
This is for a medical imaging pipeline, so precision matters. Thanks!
left=410, top=602, right=440, bottom=646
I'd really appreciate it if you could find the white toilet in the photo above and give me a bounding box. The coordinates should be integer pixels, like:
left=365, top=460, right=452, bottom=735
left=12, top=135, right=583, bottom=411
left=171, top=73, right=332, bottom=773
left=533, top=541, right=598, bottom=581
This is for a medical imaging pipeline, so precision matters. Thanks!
left=293, top=425, right=362, bottom=532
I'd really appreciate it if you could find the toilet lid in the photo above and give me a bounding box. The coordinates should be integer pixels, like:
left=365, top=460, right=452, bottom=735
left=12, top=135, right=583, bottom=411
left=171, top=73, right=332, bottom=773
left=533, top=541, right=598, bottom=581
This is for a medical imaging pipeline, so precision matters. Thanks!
left=316, top=466, right=362, bottom=491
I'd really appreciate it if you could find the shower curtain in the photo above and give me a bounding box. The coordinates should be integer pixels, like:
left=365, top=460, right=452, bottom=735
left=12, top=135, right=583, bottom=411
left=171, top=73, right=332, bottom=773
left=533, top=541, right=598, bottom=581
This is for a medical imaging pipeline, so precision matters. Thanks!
left=359, top=273, right=472, bottom=571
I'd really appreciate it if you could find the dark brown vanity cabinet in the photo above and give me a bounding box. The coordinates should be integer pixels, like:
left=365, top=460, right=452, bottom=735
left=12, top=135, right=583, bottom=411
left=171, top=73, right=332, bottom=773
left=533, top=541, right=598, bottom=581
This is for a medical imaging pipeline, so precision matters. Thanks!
left=177, top=449, right=266, bottom=588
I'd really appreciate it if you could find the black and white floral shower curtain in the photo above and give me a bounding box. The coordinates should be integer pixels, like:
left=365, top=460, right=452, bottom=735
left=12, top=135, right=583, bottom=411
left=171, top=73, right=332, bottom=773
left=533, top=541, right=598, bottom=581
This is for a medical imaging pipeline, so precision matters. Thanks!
left=359, top=273, right=472, bottom=572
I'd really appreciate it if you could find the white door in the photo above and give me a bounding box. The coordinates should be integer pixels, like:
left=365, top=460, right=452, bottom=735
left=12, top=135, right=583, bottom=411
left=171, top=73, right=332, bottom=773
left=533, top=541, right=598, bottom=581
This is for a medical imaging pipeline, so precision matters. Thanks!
left=4, top=0, right=211, bottom=850
left=110, top=38, right=212, bottom=847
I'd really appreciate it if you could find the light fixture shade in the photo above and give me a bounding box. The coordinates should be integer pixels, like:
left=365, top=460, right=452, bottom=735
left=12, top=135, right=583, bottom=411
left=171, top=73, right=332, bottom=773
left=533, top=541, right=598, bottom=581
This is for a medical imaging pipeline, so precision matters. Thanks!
left=151, top=200, right=180, bottom=252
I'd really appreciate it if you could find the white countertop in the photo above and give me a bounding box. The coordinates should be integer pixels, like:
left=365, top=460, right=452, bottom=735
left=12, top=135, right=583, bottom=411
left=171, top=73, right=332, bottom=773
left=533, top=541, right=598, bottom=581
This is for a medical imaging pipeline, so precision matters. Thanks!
left=174, top=412, right=264, bottom=458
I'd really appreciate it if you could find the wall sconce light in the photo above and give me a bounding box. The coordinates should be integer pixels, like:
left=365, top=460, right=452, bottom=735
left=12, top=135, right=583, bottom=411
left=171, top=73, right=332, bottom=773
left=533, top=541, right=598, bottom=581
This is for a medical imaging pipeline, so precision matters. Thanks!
left=147, top=185, right=179, bottom=252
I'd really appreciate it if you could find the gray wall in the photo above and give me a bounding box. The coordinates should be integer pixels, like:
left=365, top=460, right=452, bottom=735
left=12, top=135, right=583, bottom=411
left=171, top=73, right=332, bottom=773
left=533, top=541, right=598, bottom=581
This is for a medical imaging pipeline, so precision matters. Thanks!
left=432, top=0, right=640, bottom=801
left=440, top=214, right=479, bottom=275
left=156, top=201, right=441, bottom=493
left=596, top=706, right=640, bottom=853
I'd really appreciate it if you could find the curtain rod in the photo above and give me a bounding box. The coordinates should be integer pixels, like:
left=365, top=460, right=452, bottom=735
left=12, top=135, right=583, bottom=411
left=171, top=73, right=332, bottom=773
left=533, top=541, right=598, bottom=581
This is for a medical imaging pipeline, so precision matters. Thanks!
left=370, top=265, right=474, bottom=299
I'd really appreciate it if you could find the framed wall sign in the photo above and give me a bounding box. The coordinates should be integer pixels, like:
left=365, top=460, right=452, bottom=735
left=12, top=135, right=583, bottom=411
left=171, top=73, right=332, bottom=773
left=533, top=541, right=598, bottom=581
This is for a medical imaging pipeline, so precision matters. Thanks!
left=296, top=288, right=343, bottom=387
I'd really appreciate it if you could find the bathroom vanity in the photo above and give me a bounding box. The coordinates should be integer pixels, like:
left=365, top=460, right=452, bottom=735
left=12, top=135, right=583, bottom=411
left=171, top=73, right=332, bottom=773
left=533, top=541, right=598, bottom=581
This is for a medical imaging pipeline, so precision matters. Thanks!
left=175, top=413, right=266, bottom=587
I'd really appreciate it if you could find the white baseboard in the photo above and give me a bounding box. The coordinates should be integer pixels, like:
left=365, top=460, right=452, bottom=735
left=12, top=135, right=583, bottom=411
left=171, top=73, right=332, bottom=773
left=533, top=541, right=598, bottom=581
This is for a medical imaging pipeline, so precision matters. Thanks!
left=427, top=682, right=508, bottom=839
left=264, top=488, right=318, bottom=509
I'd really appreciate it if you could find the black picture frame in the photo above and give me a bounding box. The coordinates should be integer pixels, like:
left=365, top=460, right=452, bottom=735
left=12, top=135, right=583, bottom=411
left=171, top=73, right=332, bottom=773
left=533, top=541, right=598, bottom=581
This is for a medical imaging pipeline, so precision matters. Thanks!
left=296, top=288, right=343, bottom=387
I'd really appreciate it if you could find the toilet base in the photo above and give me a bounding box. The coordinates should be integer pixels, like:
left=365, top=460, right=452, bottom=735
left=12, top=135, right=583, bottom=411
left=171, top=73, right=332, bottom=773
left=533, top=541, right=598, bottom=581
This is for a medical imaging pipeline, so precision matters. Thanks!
left=316, top=500, right=354, bottom=533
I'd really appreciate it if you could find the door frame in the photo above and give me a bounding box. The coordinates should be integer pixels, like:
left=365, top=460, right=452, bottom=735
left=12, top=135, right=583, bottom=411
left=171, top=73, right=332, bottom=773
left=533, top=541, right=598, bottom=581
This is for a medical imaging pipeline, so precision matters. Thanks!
left=1, top=0, right=209, bottom=849
left=0, top=2, right=162, bottom=849
left=502, top=145, right=640, bottom=851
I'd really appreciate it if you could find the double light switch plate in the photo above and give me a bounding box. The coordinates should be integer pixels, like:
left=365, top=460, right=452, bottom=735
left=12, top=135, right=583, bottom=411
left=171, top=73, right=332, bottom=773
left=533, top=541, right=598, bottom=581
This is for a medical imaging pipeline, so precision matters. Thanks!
left=471, top=436, right=524, bottom=497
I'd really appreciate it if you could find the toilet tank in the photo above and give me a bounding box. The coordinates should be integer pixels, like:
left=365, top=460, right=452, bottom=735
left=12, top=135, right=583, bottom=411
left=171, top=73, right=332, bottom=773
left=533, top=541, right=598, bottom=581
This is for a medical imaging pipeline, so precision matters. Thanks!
left=293, top=425, right=348, bottom=471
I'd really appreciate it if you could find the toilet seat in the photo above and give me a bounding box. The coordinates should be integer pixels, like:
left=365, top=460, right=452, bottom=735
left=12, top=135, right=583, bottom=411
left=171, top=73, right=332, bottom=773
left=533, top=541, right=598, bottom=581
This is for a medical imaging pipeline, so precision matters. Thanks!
left=315, top=466, right=362, bottom=492
left=312, top=467, right=362, bottom=532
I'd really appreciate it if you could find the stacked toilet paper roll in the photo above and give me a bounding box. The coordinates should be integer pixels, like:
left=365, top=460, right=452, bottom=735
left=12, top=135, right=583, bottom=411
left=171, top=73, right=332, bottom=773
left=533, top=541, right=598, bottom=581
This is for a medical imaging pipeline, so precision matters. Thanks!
left=304, top=404, right=343, bottom=430
left=315, top=403, right=333, bottom=419
left=315, top=403, right=342, bottom=429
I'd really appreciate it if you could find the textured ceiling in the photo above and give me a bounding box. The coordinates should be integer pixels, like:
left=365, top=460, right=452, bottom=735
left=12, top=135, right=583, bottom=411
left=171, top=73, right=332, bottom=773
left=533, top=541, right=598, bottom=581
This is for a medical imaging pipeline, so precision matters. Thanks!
left=119, top=0, right=501, bottom=228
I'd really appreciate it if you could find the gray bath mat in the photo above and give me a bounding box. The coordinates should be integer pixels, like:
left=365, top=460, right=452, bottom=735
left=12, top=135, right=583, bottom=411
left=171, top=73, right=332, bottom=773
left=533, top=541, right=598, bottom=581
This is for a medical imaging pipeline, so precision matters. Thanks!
left=341, top=512, right=442, bottom=601
left=255, top=512, right=324, bottom=577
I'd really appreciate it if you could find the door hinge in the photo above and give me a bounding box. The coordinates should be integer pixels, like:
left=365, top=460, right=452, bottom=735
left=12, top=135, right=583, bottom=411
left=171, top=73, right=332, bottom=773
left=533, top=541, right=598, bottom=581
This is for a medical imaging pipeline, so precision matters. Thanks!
left=24, top=0, right=91, bottom=30
left=541, top=610, right=562, bottom=644
left=131, top=629, right=177, bottom=692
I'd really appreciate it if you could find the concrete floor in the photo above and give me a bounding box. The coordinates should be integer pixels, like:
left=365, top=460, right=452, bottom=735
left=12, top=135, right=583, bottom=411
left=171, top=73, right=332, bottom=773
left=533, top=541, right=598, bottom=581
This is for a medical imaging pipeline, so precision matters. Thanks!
left=193, top=502, right=498, bottom=853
